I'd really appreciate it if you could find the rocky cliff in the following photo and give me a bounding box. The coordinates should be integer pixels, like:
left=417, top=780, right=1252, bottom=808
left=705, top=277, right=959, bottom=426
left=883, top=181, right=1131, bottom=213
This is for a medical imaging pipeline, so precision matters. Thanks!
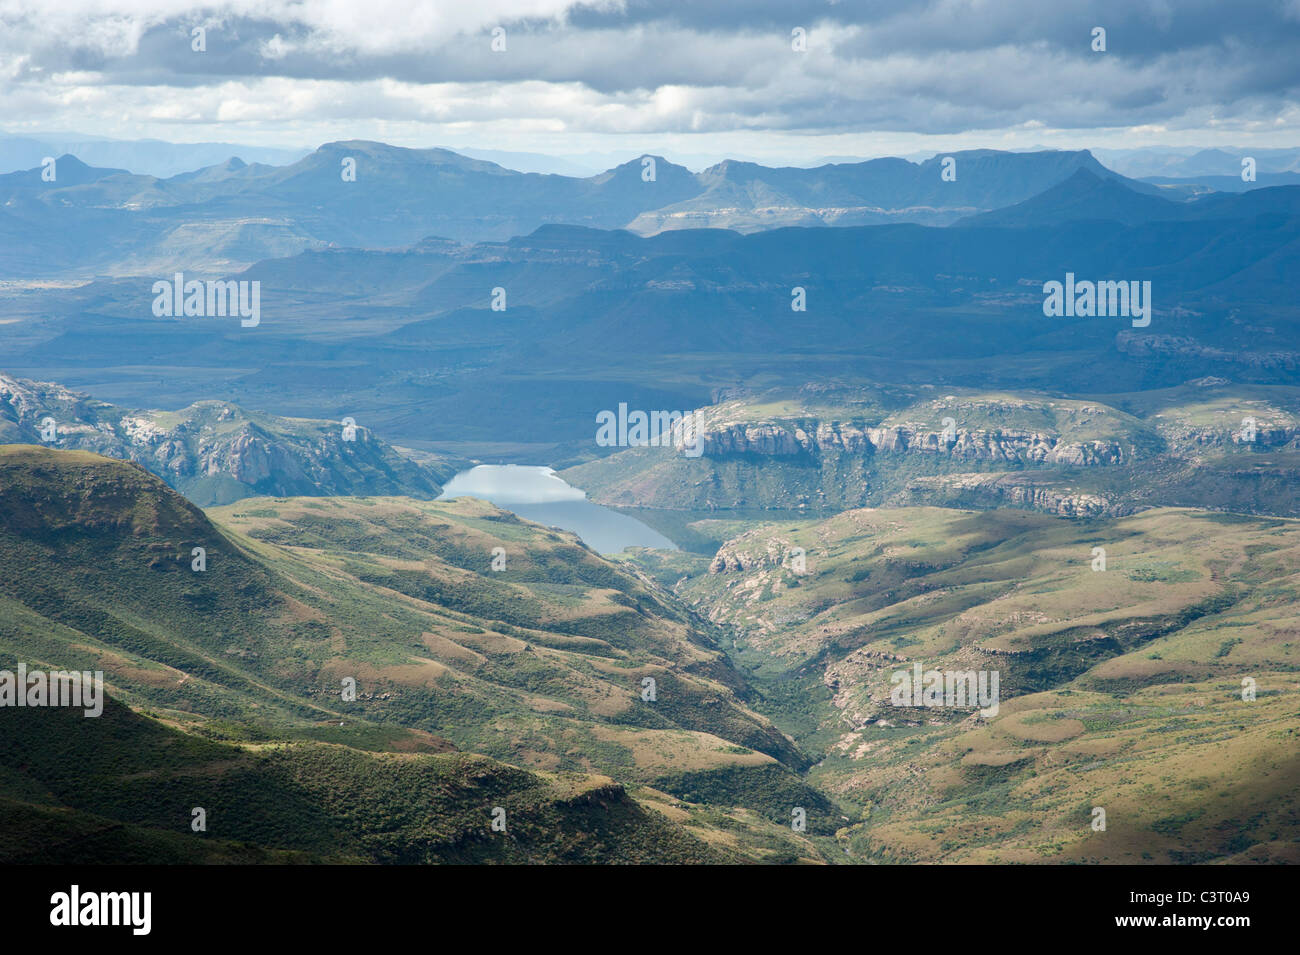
left=0, top=373, right=456, bottom=505
left=562, top=382, right=1300, bottom=519
left=697, top=418, right=1130, bottom=467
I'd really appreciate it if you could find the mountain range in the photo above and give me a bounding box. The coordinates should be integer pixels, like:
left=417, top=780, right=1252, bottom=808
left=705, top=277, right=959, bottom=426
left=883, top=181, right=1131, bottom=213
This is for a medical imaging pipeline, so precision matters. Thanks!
left=1, top=130, right=1298, bottom=867
left=4, top=165, right=1297, bottom=464
left=0, top=143, right=1191, bottom=277
left=0, top=133, right=309, bottom=179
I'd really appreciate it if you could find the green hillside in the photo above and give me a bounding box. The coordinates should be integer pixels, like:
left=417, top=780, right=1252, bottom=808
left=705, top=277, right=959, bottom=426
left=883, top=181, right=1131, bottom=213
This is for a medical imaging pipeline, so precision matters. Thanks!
left=0, top=696, right=745, bottom=864
left=640, top=504, right=1300, bottom=862
left=8, top=444, right=1294, bottom=863
left=0, top=445, right=829, bottom=857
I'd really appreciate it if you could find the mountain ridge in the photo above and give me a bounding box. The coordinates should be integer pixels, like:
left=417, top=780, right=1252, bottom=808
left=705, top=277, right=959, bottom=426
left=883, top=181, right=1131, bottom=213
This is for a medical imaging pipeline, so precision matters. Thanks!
left=0, top=143, right=1181, bottom=278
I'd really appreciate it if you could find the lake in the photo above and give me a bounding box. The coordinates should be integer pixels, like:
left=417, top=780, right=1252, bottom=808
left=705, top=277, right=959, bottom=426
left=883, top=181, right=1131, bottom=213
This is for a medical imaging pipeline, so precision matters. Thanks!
left=437, top=464, right=677, bottom=554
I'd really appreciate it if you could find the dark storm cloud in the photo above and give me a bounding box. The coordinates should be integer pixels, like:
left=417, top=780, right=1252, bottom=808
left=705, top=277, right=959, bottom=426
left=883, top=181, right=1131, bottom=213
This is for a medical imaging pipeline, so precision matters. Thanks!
left=2, top=1, right=1298, bottom=136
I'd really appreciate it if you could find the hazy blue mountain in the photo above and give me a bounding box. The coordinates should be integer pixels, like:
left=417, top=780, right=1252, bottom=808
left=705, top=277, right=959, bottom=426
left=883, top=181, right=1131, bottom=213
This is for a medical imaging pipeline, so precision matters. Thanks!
left=0, top=153, right=130, bottom=191
left=6, top=183, right=1296, bottom=455
left=456, top=147, right=615, bottom=176
left=0, top=133, right=308, bottom=177
left=626, top=148, right=1159, bottom=232
left=1094, top=146, right=1300, bottom=178
left=1139, top=172, right=1300, bottom=193
left=958, top=169, right=1186, bottom=226
left=0, top=142, right=1177, bottom=278
left=960, top=170, right=1300, bottom=227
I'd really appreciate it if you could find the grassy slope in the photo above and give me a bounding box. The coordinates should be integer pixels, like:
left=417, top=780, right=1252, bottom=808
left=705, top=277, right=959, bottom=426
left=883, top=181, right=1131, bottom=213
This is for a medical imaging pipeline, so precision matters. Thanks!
left=0, top=445, right=827, bottom=854
left=0, top=697, right=755, bottom=864
left=653, top=504, right=1300, bottom=863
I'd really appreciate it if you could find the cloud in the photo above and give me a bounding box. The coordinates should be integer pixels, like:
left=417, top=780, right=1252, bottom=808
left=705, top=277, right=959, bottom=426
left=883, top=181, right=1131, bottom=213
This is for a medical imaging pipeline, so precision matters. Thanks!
left=0, top=0, right=1297, bottom=151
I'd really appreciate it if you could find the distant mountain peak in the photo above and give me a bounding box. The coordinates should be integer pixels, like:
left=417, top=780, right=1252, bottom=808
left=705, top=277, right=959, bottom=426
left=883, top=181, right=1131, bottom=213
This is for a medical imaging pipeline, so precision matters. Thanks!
left=956, top=164, right=1181, bottom=227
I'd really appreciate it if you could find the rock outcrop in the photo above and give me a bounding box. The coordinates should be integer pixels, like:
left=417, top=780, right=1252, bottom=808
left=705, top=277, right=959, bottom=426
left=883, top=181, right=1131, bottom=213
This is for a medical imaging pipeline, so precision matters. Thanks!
left=693, top=418, right=1130, bottom=466
left=0, top=373, right=455, bottom=504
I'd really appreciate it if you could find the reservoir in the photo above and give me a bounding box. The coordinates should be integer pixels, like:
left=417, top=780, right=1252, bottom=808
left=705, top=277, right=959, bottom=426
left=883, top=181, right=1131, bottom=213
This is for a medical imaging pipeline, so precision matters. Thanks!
left=437, top=464, right=677, bottom=554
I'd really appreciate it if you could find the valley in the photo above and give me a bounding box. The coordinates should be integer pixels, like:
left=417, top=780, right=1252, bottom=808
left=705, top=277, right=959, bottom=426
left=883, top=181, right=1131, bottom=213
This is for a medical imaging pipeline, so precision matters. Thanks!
left=2, top=442, right=1296, bottom=863
left=0, top=446, right=830, bottom=862
left=622, top=504, right=1300, bottom=862
left=1, top=140, right=1296, bottom=867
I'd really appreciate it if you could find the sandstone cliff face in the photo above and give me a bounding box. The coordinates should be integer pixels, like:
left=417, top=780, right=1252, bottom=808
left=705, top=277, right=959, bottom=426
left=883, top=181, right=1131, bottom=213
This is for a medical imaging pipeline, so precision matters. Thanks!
left=1168, top=425, right=1300, bottom=449
left=1116, top=331, right=1300, bottom=372
left=568, top=382, right=1300, bottom=522
left=0, top=373, right=450, bottom=504
left=708, top=537, right=804, bottom=574
left=905, top=472, right=1122, bottom=518
left=695, top=418, right=1129, bottom=467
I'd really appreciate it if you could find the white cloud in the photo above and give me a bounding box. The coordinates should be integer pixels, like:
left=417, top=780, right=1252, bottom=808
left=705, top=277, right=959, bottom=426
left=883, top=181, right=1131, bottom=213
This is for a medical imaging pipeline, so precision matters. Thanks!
left=0, top=1, right=1296, bottom=159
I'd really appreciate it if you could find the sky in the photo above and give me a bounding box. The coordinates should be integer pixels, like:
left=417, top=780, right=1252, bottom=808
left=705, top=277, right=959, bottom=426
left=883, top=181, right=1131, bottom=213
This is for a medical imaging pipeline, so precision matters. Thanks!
left=2, top=0, right=1299, bottom=166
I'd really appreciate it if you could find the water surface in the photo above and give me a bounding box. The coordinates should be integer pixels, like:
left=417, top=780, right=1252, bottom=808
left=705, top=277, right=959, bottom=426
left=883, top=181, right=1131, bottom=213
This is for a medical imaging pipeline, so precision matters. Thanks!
left=437, top=464, right=677, bottom=554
